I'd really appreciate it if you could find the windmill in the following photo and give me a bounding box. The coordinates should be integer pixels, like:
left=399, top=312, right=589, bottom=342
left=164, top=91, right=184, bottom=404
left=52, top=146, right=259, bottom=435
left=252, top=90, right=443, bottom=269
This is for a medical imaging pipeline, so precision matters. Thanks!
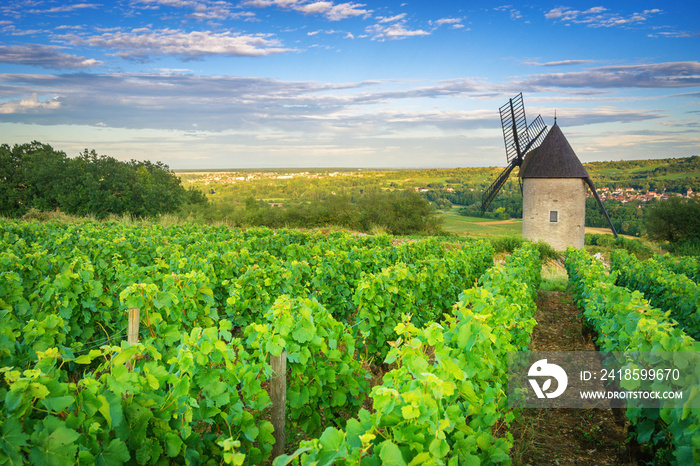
left=481, top=93, right=548, bottom=214
left=481, top=93, right=618, bottom=250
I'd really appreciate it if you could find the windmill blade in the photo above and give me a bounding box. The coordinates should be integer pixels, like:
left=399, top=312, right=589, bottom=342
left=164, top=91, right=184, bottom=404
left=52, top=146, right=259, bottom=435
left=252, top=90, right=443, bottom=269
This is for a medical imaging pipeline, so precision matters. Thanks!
left=484, top=93, right=546, bottom=215
left=584, top=177, right=619, bottom=238
left=523, top=115, right=547, bottom=155
left=500, top=93, right=529, bottom=164
left=481, top=159, right=518, bottom=213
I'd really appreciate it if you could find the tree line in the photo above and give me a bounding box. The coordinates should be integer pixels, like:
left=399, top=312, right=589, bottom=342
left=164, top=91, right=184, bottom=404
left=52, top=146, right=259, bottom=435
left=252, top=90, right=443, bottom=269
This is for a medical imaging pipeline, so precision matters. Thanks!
left=0, top=142, right=441, bottom=236
left=0, top=142, right=206, bottom=219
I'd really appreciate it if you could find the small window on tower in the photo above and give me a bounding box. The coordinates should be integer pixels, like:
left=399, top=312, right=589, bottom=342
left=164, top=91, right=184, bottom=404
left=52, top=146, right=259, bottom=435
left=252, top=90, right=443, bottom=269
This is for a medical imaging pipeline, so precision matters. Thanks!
left=550, top=211, right=558, bottom=223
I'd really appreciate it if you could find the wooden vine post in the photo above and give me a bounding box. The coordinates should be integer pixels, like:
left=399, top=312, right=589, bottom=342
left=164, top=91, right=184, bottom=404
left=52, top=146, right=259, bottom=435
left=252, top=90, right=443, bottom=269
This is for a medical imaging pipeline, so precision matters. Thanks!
left=270, top=350, right=287, bottom=459
left=126, top=308, right=140, bottom=371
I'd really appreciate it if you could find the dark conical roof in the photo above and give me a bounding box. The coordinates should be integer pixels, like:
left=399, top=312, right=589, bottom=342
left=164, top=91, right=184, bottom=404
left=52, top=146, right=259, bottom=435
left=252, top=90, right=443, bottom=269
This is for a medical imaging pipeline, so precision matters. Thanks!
left=518, top=123, right=589, bottom=178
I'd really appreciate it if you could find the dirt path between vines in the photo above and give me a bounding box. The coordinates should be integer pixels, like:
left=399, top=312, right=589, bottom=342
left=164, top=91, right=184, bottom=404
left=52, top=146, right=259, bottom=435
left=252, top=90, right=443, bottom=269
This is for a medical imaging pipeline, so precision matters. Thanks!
left=510, top=290, right=639, bottom=465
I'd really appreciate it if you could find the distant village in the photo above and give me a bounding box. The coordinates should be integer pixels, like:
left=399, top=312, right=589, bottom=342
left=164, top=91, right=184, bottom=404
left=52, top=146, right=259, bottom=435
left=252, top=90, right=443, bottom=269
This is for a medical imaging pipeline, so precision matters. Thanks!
left=182, top=171, right=364, bottom=184
left=596, top=186, right=697, bottom=203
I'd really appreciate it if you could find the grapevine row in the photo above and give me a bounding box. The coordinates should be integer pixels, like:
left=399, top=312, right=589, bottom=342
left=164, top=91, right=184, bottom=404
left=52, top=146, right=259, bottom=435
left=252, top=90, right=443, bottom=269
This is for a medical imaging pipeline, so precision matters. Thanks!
left=653, top=253, right=700, bottom=284
left=2, top=265, right=372, bottom=463
left=566, top=248, right=700, bottom=465
left=353, top=241, right=495, bottom=361
left=275, top=243, right=541, bottom=465
left=609, top=249, right=700, bottom=340
left=0, top=219, right=493, bottom=364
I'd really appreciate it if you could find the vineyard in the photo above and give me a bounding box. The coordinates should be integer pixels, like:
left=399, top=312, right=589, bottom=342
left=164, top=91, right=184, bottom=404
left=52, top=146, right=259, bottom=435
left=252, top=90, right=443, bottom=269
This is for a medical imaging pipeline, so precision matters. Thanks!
left=0, top=219, right=698, bottom=465
left=566, top=248, right=700, bottom=465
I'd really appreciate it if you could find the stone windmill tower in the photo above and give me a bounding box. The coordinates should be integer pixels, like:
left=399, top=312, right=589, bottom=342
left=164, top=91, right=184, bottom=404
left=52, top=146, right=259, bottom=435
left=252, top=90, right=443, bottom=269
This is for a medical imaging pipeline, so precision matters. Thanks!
left=481, top=94, right=617, bottom=251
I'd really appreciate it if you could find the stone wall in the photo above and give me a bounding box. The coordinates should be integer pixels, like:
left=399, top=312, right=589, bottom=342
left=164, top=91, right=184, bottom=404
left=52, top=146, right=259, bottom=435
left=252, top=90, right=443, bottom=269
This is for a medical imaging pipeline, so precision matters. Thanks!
left=522, top=178, right=586, bottom=250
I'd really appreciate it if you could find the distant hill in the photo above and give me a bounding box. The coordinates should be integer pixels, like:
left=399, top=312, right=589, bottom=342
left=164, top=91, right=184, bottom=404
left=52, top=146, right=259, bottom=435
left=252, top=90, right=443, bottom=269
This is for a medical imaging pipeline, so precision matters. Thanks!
left=177, top=155, right=700, bottom=237
left=584, top=155, right=700, bottom=191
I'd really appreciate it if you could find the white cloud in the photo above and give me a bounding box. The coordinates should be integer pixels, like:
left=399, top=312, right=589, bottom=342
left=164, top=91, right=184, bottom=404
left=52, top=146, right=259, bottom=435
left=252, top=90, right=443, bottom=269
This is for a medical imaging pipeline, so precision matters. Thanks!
left=648, top=29, right=700, bottom=39
left=520, top=61, right=700, bottom=89
left=63, top=28, right=295, bottom=58
left=494, top=5, right=523, bottom=21
left=0, top=68, right=694, bottom=167
left=583, top=7, right=607, bottom=15
left=545, top=7, right=580, bottom=21
left=366, top=21, right=430, bottom=40
left=28, top=3, right=101, bottom=14
left=581, top=130, right=681, bottom=152
left=544, top=6, right=663, bottom=28
left=545, top=106, right=664, bottom=126
left=0, top=72, right=490, bottom=134
left=306, top=29, right=354, bottom=39
left=0, top=93, right=61, bottom=114
left=297, top=1, right=333, bottom=15
left=523, top=60, right=594, bottom=67
left=242, top=0, right=371, bottom=21
left=324, top=2, right=370, bottom=21
left=0, top=44, right=102, bottom=69
left=378, top=13, right=406, bottom=23
left=434, top=17, right=462, bottom=27
left=131, top=0, right=240, bottom=20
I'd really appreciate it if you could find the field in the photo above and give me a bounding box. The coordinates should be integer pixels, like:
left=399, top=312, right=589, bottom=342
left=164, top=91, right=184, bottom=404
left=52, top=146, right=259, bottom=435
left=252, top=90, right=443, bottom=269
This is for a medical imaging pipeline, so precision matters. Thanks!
left=438, top=209, right=624, bottom=239
left=438, top=210, right=523, bottom=237
left=2, top=218, right=698, bottom=464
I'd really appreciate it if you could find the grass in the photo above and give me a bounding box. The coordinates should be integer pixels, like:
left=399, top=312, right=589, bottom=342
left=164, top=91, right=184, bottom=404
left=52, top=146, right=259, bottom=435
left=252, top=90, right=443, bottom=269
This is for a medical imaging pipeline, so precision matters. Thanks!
left=438, top=210, right=522, bottom=237
left=540, top=259, right=569, bottom=291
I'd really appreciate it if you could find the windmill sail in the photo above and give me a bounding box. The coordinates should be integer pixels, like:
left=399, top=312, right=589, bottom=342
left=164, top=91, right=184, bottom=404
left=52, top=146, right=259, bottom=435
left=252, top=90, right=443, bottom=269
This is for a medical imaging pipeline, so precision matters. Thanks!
left=500, top=93, right=529, bottom=165
left=525, top=115, right=548, bottom=155
left=481, top=93, right=547, bottom=214
left=481, top=160, right=518, bottom=214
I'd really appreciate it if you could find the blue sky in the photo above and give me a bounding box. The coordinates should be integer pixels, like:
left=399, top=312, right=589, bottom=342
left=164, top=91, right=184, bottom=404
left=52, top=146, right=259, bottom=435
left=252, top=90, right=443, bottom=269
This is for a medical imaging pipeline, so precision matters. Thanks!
left=0, top=1, right=698, bottom=168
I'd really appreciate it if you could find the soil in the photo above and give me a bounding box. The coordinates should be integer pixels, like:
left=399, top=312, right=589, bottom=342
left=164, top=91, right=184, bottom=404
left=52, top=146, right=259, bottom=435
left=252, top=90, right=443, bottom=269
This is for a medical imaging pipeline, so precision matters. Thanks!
left=510, top=290, right=639, bottom=465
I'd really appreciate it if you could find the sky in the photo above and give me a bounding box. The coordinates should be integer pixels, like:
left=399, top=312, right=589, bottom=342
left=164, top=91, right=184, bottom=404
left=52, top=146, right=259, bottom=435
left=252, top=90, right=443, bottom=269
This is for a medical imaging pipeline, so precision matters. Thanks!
left=0, top=1, right=699, bottom=169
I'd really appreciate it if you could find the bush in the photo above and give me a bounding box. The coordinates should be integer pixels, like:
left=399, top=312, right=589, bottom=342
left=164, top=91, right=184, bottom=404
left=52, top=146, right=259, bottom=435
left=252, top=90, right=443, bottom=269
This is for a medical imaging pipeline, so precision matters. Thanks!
left=663, top=237, right=700, bottom=257
left=585, top=233, right=654, bottom=258
left=490, top=236, right=524, bottom=254
left=357, top=190, right=441, bottom=235
left=490, top=237, right=559, bottom=262
left=181, top=189, right=442, bottom=236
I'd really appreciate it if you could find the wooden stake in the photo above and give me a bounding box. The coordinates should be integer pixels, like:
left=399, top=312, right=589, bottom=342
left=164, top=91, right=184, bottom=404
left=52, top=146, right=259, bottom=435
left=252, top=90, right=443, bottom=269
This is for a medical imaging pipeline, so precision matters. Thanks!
left=128, top=308, right=140, bottom=345
left=126, top=308, right=140, bottom=371
left=270, top=350, right=287, bottom=459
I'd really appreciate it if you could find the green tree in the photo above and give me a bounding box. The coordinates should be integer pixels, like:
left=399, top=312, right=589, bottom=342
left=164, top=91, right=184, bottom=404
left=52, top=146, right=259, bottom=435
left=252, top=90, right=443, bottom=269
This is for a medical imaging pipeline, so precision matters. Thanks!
left=646, top=197, right=700, bottom=243
left=0, top=141, right=195, bottom=219
left=0, top=142, right=68, bottom=215
left=19, top=142, right=67, bottom=212
left=0, top=144, right=24, bottom=216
